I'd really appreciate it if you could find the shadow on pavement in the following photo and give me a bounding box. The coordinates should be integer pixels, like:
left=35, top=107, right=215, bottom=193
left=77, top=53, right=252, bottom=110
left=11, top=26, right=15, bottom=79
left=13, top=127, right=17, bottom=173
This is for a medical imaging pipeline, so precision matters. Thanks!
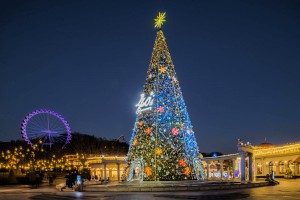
left=28, top=192, right=250, bottom=200
left=29, top=193, right=112, bottom=200
left=154, top=192, right=250, bottom=199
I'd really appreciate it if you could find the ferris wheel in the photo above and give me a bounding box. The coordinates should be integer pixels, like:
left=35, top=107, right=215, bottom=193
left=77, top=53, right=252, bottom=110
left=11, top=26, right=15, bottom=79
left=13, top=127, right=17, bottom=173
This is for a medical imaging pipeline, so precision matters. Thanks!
left=21, top=109, right=72, bottom=149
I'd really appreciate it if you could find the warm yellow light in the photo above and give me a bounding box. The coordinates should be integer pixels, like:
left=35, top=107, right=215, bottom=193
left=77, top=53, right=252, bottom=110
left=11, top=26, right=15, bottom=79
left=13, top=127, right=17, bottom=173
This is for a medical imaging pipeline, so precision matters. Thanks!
left=155, top=148, right=162, bottom=155
left=154, top=12, right=166, bottom=29
left=159, top=67, right=166, bottom=73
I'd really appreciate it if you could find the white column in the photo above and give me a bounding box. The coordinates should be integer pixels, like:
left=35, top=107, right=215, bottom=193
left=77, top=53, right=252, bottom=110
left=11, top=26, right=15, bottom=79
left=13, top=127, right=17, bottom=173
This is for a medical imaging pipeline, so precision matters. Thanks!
left=262, top=158, right=266, bottom=176
left=206, top=162, right=210, bottom=180
left=274, top=162, right=278, bottom=176
left=252, top=156, right=256, bottom=182
left=117, top=163, right=120, bottom=182
left=104, top=163, right=107, bottom=182
left=232, top=159, right=236, bottom=181
left=248, top=153, right=253, bottom=182
left=219, top=160, right=223, bottom=181
left=240, top=152, right=246, bottom=183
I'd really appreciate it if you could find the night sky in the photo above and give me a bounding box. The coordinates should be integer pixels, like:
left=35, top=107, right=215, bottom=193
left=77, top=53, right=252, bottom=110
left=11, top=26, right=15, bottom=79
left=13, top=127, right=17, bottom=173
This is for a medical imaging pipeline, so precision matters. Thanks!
left=1, top=0, right=300, bottom=153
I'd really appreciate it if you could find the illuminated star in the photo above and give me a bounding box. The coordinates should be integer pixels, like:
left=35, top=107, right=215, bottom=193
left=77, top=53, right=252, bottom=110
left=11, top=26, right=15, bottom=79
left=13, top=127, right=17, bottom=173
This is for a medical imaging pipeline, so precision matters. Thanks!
left=154, top=12, right=166, bottom=29
left=159, top=67, right=166, bottom=73
left=155, top=148, right=162, bottom=155
left=158, top=106, right=164, bottom=113
left=145, top=127, right=152, bottom=135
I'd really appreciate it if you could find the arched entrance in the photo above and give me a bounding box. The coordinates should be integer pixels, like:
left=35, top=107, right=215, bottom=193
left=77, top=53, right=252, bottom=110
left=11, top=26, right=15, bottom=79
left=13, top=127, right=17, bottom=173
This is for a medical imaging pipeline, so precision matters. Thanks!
left=257, top=163, right=262, bottom=175
left=269, top=161, right=274, bottom=173
left=127, top=158, right=144, bottom=182
left=193, top=158, right=206, bottom=180
left=279, top=161, right=285, bottom=174
left=288, top=160, right=295, bottom=175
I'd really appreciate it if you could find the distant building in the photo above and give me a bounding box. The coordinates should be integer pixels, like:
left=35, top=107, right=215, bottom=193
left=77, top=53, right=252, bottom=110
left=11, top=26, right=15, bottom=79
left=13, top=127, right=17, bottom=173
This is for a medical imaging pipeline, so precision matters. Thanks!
left=201, top=140, right=300, bottom=182
left=87, top=155, right=127, bottom=182
left=253, top=142, right=300, bottom=178
left=62, top=154, right=127, bottom=182
left=73, top=141, right=300, bottom=182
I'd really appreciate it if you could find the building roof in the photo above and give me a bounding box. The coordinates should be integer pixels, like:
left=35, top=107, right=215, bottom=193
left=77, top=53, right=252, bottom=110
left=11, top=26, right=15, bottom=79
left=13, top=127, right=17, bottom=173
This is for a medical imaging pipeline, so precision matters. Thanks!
left=294, top=156, right=300, bottom=163
left=253, top=142, right=300, bottom=157
left=256, top=142, right=276, bottom=148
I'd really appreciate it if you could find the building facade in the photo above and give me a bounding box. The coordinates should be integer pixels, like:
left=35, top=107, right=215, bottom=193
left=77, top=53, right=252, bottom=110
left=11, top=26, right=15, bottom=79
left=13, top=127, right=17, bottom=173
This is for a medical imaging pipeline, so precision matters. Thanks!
left=253, top=142, right=300, bottom=178
left=84, top=141, right=300, bottom=182
left=201, top=141, right=254, bottom=183
left=201, top=141, right=300, bottom=182
left=87, top=156, right=127, bottom=182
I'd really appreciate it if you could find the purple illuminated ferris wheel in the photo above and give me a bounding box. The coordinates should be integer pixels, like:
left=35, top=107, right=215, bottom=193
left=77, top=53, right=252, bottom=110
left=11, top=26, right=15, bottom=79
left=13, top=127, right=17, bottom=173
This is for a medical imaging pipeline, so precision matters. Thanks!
left=21, top=109, right=72, bottom=149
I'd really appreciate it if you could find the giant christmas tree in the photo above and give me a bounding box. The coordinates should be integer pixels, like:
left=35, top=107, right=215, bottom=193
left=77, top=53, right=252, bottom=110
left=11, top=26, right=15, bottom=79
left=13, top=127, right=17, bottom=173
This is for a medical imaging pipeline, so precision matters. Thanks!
left=125, top=12, right=205, bottom=181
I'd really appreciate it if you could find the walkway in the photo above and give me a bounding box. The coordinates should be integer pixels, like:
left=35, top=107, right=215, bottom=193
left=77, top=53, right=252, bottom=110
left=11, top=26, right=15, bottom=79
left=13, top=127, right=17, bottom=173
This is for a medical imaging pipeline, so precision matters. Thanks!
left=0, top=178, right=299, bottom=199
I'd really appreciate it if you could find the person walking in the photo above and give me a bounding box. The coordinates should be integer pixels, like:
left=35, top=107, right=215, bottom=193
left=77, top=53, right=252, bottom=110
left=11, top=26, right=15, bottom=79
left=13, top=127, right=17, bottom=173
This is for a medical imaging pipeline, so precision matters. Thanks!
left=65, top=172, right=72, bottom=188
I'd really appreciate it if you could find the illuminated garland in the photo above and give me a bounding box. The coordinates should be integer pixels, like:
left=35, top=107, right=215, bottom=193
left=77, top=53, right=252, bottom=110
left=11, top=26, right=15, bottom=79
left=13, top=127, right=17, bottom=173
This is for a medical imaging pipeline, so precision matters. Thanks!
left=254, top=143, right=300, bottom=157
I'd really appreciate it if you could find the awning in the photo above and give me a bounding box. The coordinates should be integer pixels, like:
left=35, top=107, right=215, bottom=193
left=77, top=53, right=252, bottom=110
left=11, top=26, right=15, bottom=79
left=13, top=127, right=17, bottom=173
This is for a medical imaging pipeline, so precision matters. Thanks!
left=294, top=156, right=300, bottom=163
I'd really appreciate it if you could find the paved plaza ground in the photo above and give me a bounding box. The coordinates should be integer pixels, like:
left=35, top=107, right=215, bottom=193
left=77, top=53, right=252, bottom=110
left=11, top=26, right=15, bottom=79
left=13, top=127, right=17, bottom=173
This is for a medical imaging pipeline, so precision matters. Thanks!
left=0, top=178, right=299, bottom=199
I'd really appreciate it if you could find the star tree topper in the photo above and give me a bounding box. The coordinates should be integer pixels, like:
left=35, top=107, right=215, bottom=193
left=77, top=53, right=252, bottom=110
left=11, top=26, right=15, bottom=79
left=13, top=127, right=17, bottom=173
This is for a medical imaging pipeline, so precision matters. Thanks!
left=154, top=12, right=166, bottom=29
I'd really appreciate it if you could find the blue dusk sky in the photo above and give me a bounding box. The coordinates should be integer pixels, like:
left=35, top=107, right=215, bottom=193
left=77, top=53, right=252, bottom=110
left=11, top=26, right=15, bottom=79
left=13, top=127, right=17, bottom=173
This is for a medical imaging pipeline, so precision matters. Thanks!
left=0, top=0, right=299, bottom=153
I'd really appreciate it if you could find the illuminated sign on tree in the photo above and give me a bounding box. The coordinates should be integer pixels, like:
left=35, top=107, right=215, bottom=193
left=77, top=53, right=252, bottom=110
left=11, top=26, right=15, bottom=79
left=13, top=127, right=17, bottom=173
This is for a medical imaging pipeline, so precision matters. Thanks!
left=136, top=93, right=154, bottom=114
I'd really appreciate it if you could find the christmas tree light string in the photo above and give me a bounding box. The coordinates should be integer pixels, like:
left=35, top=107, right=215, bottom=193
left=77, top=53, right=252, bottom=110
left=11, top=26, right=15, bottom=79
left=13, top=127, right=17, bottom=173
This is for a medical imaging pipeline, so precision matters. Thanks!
left=125, top=12, right=205, bottom=181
